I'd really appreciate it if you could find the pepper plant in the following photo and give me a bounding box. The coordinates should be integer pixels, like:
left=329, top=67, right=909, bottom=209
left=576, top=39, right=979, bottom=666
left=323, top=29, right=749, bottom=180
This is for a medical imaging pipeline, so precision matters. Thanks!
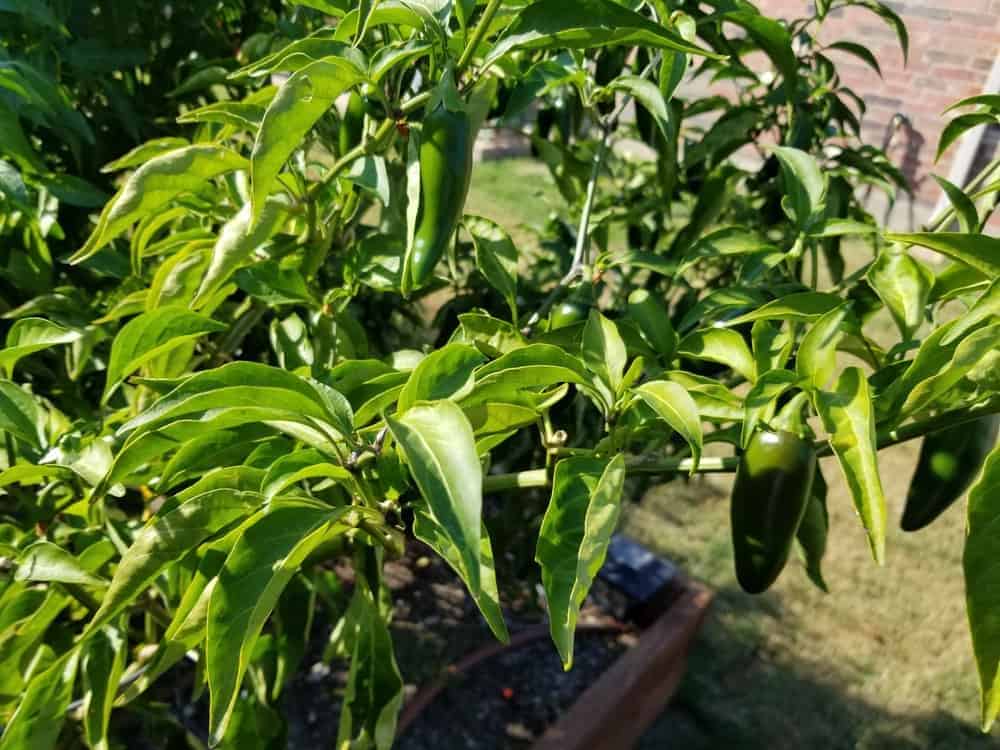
left=1, top=1, right=1000, bottom=748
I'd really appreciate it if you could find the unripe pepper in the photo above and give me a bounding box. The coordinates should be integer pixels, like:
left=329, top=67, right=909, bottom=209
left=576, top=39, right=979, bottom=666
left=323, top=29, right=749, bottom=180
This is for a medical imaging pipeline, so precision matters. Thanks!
left=549, top=301, right=589, bottom=330
left=408, top=103, right=475, bottom=289
left=731, top=430, right=817, bottom=594
left=338, top=91, right=366, bottom=158
left=900, top=416, right=999, bottom=532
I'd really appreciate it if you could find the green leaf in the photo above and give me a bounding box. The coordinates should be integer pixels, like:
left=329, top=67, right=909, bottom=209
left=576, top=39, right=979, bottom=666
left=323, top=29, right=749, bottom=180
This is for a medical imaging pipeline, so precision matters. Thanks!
left=0, top=651, right=79, bottom=750
left=464, top=215, right=519, bottom=321
left=100, top=137, right=189, bottom=173
left=251, top=57, right=365, bottom=222
left=722, top=292, right=842, bottom=327
left=0, top=317, right=81, bottom=375
left=796, top=304, right=849, bottom=391
left=336, top=571, right=404, bottom=750
left=634, top=381, right=703, bottom=472
left=207, top=500, right=349, bottom=741
left=856, top=0, right=908, bottom=62
left=0, top=379, right=45, bottom=448
left=484, top=0, right=723, bottom=69
left=536, top=454, right=626, bottom=669
left=867, top=248, right=934, bottom=340
left=119, top=362, right=354, bottom=444
left=475, top=343, right=589, bottom=390
left=261, top=448, right=354, bottom=500
left=807, top=218, right=878, bottom=237
left=931, top=175, right=979, bottom=233
left=677, top=328, right=755, bottom=382
left=72, top=145, right=248, bottom=263
left=680, top=226, right=779, bottom=272
left=15, top=541, right=108, bottom=587
left=234, top=261, right=316, bottom=306
left=397, top=344, right=485, bottom=413
left=176, top=100, right=266, bottom=130
left=796, top=468, right=829, bottom=592
left=885, top=232, right=1000, bottom=280
left=751, top=320, right=792, bottom=376
left=964, top=443, right=1000, bottom=731
left=726, top=12, right=799, bottom=99
left=81, top=626, right=126, bottom=750
left=85, top=489, right=261, bottom=635
left=609, top=75, right=672, bottom=140
left=901, top=324, right=1000, bottom=417
left=103, top=307, right=225, bottom=403
left=824, top=41, right=881, bottom=77
left=582, top=310, right=627, bottom=394
left=413, top=506, right=509, bottom=642
left=770, top=146, right=826, bottom=228
left=192, top=198, right=291, bottom=307
left=936, top=114, right=997, bottom=162
left=814, top=367, right=886, bottom=564
left=741, top=369, right=800, bottom=449
left=387, top=401, right=483, bottom=593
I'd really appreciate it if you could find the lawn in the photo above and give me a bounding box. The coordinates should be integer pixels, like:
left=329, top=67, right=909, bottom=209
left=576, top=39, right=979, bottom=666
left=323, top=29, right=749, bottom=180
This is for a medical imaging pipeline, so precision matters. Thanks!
left=466, top=157, right=998, bottom=749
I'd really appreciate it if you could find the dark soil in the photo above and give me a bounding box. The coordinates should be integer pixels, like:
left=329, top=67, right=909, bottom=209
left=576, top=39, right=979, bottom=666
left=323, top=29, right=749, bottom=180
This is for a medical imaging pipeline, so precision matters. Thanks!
left=282, top=541, right=634, bottom=750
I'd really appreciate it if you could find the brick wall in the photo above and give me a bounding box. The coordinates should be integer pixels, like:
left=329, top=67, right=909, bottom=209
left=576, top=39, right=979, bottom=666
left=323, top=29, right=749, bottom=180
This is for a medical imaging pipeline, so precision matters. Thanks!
left=755, top=0, right=1000, bottom=227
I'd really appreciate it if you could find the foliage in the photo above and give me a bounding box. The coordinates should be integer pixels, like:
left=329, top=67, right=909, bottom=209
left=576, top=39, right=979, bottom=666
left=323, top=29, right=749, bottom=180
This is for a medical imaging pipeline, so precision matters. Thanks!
left=0, top=0, right=998, bottom=747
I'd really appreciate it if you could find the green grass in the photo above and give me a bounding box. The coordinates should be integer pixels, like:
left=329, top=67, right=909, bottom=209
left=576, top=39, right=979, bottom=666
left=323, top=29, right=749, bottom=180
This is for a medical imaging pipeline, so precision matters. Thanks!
left=468, top=158, right=998, bottom=749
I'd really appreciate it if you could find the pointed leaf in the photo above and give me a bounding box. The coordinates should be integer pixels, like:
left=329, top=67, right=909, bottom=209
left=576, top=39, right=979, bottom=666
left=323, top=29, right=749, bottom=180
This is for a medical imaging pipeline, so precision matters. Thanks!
left=582, top=310, right=627, bottom=394
left=885, top=232, right=1000, bottom=280
left=387, top=401, right=482, bottom=593
left=397, top=344, right=485, bottom=413
left=814, top=367, right=886, bottom=564
left=677, top=328, right=755, bottom=382
left=207, top=501, right=349, bottom=741
left=16, top=541, right=108, bottom=587
left=251, top=57, right=365, bottom=221
left=796, top=304, right=849, bottom=391
left=770, top=146, right=827, bottom=228
left=72, top=145, right=248, bottom=263
left=722, top=292, right=842, bottom=327
left=0, top=318, right=81, bottom=374
left=964, top=444, right=1000, bottom=731
left=0, top=651, right=79, bottom=750
left=464, top=215, right=519, bottom=321
left=536, top=454, right=625, bottom=669
left=82, top=627, right=126, bottom=750
left=634, top=381, right=703, bottom=472
left=0, top=380, right=45, bottom=448
left=103, top=307, right=226, bottom=402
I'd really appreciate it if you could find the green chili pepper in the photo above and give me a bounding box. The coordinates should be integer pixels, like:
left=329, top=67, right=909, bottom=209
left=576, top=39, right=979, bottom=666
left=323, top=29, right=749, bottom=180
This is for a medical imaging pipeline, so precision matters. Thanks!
left=549, top=301, right=589, bottom=330
left=731, top=430, right=817, bottom=594
left=338, top=91, right=366, bottom=158
left=409, top=103, right=475, bottom=289
left=900, top=416, right=999, bottom=532
left=627, top=289, right=677, bottom=361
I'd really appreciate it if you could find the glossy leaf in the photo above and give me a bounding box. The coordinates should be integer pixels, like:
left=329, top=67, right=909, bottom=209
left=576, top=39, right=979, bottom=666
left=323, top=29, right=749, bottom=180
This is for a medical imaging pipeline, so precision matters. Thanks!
left=634, top=381, right=703, bottom=472
left=82, top=627, right=126, bottom=750
left=72, top=145, right=248, bottom=263
left=251, top=57, right=364, bottom=222
left=796, top=468, right=829, bottom=592
left=397, top=344, right=485, bottom=413
left=0, top=317, right=81, bottom=374
left=0, top=380, right=45, bottom=448
left=885, top=232, right=1000, bottom=280
left=815, top=367, right=886, bottom=564
left=770, top=146, right=826, bottom=228
left=85, top=489, right=261, bottom=635
left=336, top=571, right=404, bottom=750
left=901, top=324, right=1000, bottom=417
left=0, top=651, right=79, bottom=750
left=964, top=444, right=1000, bottom=731
left=475, top=343, right=590, bottom=390
left=536, top=454, right=625, bottom=669
left=103, top=307, right=225, bottom=402
left=936, top=114, right=997, bottom=162
left=868, top=248, right=934, bottom=340
left=464, top=215, right=519, bottom=321
left=261, top=448, right=354, bottom=499
left=207, top=501, right=349, bottom=741
left=741, top=370, right=800, bottom=449
left=413, top=505, right=509, bottom=642
left=15, top=541, right=108, bottom=587
left=484, top=0, right=722, bottom=68
left=677, top=328, right=755, bottom=382
left=796, top=305, right=849, bottom=391
left=582, top=309, right=627, bottom=395
left=387, top=401, right=483, bottom=593
left=824, top=41, right=881, bottom=77
left=192, top=198, right=291, bottom=307
left=722, top=292, right=842, bottom=327
left=931, top=175, right=978, bottom=233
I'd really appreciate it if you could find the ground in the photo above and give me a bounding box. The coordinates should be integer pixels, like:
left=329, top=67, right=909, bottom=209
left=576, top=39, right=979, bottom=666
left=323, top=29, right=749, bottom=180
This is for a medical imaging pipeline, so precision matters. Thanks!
left=464, top=157, right=999, bottom=748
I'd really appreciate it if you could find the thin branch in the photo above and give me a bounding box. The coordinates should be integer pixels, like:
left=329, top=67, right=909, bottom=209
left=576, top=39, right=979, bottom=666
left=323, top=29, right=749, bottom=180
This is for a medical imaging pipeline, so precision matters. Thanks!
left=456, top=0, right=503, bottom=75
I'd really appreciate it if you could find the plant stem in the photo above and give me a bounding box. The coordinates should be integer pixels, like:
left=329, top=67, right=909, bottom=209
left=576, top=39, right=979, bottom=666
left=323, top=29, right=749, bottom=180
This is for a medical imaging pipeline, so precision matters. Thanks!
left=483, top=468, right=549, bottom=491
left=521, top=132, right=610, bottom=334
left=456, top=0, right=503, bottom=75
